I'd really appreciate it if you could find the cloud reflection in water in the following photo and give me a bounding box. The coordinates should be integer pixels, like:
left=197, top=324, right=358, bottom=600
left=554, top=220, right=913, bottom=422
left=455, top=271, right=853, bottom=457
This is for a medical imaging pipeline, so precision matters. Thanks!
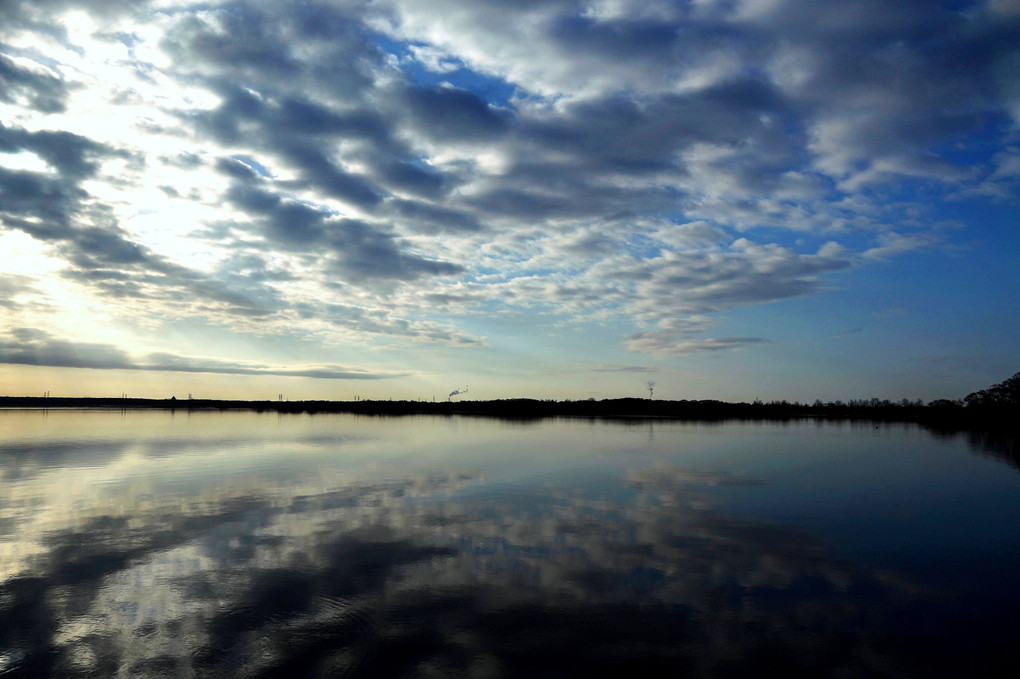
left=2, top=413, right=1018, bottom=677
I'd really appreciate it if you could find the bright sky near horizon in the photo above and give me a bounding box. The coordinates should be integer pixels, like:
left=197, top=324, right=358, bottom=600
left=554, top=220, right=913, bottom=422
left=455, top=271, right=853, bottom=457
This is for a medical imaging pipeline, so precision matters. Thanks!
left=0, top=0, right=1018, bottom=403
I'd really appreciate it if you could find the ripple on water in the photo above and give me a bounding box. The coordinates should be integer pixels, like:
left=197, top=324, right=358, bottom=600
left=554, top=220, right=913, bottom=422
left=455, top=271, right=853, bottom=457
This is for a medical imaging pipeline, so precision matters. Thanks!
left=254, top=595, right=376, bottom=677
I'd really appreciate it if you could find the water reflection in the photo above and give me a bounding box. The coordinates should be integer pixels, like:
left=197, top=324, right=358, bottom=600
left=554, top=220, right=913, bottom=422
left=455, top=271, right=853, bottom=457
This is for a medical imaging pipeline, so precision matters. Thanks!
left=926, top=426, right=1020, bottom=471
left=1, top=412, right=1019, bottom=677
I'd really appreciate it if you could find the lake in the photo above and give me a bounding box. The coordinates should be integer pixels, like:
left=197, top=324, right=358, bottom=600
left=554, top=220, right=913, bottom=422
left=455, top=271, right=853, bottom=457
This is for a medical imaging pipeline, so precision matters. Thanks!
left=1, top=409, right=1018, bottom=677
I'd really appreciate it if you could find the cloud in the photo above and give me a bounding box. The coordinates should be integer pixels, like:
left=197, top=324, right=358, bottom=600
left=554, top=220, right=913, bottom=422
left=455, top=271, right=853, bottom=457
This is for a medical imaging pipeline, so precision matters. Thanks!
left=627, top=334, right=771, bottom=358
left=862, top=232, right=939, bottom=259
left=220, top=172, right=465, bottom=285
left=0, top=438, right=922, bottom=677
left=591, top=364, right=658, bottom=373
left=0, top=0, right=1016, bottom=378
left=0, top=52, right=68, bottom=113
left=0, top=273, right=38, bottom=309
left=0, top=329, right=404, bottom=380
left=401, top=82, right=514, bottom=141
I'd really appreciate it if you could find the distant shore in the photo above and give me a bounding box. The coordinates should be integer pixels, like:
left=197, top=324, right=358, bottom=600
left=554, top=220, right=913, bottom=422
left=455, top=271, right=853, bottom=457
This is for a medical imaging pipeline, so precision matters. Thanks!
left=1, top=395, right=1014, bottom=429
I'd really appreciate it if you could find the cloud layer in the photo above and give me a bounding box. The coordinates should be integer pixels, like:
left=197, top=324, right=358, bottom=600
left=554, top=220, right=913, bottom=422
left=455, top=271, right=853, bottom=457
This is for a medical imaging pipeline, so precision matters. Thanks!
left=0, top=0, right=1017, bottom=392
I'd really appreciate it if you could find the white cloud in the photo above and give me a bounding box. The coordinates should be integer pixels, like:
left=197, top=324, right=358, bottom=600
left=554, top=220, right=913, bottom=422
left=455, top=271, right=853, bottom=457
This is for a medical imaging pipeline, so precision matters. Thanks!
left=862, top=232, right=938, bottom=260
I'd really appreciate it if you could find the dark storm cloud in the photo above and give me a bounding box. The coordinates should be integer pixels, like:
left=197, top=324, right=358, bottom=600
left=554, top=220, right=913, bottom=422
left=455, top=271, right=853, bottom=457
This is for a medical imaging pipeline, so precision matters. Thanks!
left=0, top=328, right=403, bottom=379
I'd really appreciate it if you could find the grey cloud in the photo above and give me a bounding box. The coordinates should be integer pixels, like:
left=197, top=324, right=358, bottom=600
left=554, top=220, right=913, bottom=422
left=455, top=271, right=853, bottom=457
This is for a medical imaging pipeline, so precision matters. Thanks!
left=0, top=274, right=36, bottom=308
left=215, top=157, right=264, bottom=182
left=268, top=202, right=329, bottom=245
left=591, top=364, right=658, bottom=374
left=862, top=231, right=938, bottom=260
left=70, top=226, right=149, bottom=266
left=165, top=5, right=301, bottom=77
left=224, top=182, right=328, bottom=245
left=222, top=176, right=464, bottom=284
left=402, top=83, right=513, bottom=141
left=276, top=98, right=394, bottom=147
left=511, top=241, right=851, bottom=356
left=32, top=218, right=283, bottom=319
left=766, top=3, right=1019, bottom=184
left=634, top=241, right=851, bottom=313
left=0, top=128, right=285, bottom=322
left=386, top=198, right=482, bottom=234
left=0, top=123, right=116, bottom=180
left=627, top=334, right=771, bottom=357
left=191, top=82, right=269, bottom=144
left=326, top=218, right=464, bottom=283
left=48, top=226, right=284, bottom=319
left=161, top=1, right=379, bottom=96
left=223, top=180, right=280, bottom=211
left=0, top=166, right=87, bottom=232
left=374, top=159, right=447, bottom=198
left=275, top=140, right=384, bottom=208
left=219, top=252, right=297, bottom=284
left=387, top=0, right=1015, bottom=190
left=203, top=88, right=434, bottom=204
left=3, top=0, right=1014, bottom=362
left=0, top=52, right=67, bottom=113
left=0, top=123, right=127, bottom=251
left=311, top=302, right=480, bottom=344
left=0, top=329, right=403, bottom=379
left=1, top=328, right=136, bottom=371
left=144, top=353, right=404, bottom=380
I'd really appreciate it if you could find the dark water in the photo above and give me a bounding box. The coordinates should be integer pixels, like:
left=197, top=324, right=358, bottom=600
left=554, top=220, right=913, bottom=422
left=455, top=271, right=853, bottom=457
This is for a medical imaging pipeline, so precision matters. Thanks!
left=1, top=411, right=1019, bottom=677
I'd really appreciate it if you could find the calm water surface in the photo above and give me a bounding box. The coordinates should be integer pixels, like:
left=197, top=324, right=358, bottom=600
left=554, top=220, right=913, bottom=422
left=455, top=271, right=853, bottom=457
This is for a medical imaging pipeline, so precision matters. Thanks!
left=1, top=410, right=1019, bottom=677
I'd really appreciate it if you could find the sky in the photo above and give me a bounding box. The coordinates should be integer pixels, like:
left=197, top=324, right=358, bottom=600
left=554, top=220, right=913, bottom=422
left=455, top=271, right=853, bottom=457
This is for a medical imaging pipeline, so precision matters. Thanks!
left=0, top=0, right=1018, bottom=403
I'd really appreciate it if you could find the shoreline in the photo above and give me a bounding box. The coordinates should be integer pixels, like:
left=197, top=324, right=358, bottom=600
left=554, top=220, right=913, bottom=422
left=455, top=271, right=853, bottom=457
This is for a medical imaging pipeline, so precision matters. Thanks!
left=1, top=395, right=1014, bottom=428
left=4, top=396, right=1016, bottom=470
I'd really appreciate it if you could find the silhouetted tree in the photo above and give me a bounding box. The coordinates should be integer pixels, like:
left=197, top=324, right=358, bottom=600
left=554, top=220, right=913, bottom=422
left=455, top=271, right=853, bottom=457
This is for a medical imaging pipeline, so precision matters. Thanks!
left=964, top=372, right=1020, bottom=408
